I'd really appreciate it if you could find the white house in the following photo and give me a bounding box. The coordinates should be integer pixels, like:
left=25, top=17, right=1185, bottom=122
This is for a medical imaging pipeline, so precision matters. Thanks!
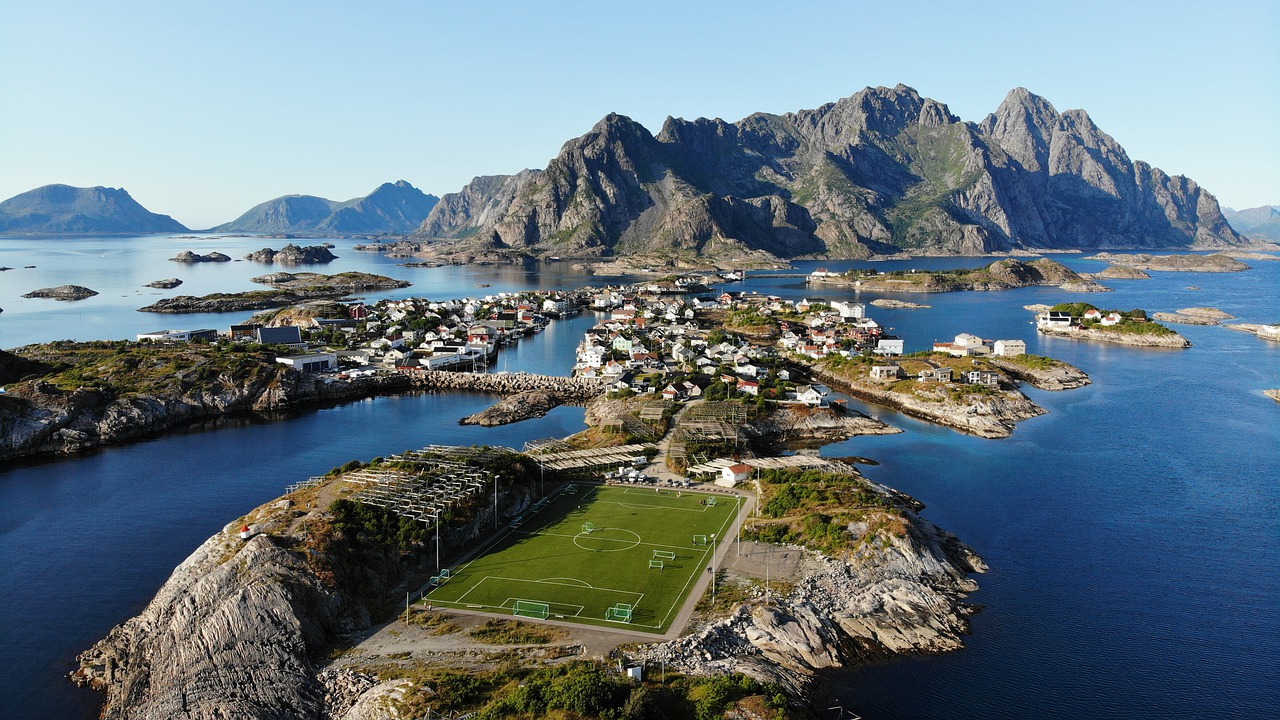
left=993, top=339, right=1026, bottom=357
left=718, top=463, right=753, bottom=488
left=830, top=300, right=867, bottom=319
left=873, top=336, right=905, bottom=356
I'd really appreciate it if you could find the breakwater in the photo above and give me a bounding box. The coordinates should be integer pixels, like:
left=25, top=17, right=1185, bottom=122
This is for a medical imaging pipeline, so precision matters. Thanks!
left=407, top=370, right=604, bottom=401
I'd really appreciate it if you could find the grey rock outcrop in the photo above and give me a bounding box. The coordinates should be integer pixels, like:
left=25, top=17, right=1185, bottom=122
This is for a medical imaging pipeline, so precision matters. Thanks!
left=640, top=500, right=985, bottom=693
left=413, top=86, right=1247, bottom=260
left=20, top=284, right=99, bottom=300
left=144, top=278, right=183, bottom=289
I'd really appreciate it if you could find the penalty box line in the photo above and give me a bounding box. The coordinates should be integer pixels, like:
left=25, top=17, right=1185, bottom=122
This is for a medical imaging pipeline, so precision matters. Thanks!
left=468, top=575, right=645, bottom=608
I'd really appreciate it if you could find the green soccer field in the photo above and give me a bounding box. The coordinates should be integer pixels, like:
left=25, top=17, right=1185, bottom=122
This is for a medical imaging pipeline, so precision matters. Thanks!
left=424, top=484, right=741, bottom=633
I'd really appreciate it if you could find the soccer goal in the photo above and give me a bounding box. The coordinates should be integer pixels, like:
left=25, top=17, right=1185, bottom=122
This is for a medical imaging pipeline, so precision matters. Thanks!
left=606, top=604, right=633, bottom=623
left=582, top=522, right=596, bottom=534
left=653, top=550, right=676, bottom=560
left=513, top=600, right=550, bottom=620
left=565, top=484, right=579, bottom=495
left=692, top=534, right=708, bottom=546
left=649, top=559, right=664, bottom=570
left=439, top=568, right=452, bottom=579
left=705, top=497, right=718, bottom=507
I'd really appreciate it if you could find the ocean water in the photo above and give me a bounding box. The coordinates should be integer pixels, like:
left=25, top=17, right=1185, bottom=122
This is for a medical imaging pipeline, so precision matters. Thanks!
left=1, top=236, right=1278, bottom=719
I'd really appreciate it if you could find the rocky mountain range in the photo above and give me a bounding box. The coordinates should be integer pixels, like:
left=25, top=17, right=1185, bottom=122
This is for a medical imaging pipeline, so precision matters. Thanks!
left=0, top=184, right=188, bottom=235
left=412, top=86, right=1248, bottom=260
left=1222, top=205, right=1280, bottom=242
left=211, top=180, right=438, bottom=235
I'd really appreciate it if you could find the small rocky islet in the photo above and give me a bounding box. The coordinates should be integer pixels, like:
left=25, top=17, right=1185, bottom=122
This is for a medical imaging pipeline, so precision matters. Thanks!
left=243, top=243, right=338, bottom=264
left=170, top=250, right=231, bottom=263
left=20, top=284, right=99, bottom=301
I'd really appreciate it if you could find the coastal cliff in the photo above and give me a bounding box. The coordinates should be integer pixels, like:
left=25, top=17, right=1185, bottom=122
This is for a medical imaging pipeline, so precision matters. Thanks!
left=0, top=342, right=604, bottom=463
left=73, top=455, right=544, bottom=719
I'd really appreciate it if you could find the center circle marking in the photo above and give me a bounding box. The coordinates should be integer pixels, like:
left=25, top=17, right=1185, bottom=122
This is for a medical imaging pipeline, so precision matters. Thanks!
left=573, top=528, right=641, bottom=552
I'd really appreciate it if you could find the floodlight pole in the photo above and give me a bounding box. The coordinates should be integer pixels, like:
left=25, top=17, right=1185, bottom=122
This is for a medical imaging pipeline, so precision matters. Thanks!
left=711, top=533, right=717, bottom=605
left=435, top=519, right=441, bottom=571
left=736, top=494, right=741, bottom=556
left=494, top=477, right=498, bottom=529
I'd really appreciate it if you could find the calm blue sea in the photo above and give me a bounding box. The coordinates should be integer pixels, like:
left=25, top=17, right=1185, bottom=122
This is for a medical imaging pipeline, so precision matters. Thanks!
left=1, top=235, right=1277, bottom=719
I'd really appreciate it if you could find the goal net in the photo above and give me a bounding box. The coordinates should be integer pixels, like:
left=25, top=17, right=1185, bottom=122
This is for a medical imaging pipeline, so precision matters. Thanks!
left=606, top=604, right=633, bottom=623
left=513, top=600, right=550, bottom=620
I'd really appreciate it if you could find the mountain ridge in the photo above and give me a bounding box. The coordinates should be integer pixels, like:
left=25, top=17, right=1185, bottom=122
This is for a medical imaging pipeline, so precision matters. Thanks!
left=411, top=85, right=1247, bottom=261
left=211, top=180, right=438, bottom=235
left=1222, top=205, right=1280, bottom=242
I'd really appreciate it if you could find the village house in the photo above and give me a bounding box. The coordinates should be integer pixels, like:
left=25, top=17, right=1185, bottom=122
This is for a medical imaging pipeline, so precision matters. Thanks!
left=993, top=339, right=1026, bottom=357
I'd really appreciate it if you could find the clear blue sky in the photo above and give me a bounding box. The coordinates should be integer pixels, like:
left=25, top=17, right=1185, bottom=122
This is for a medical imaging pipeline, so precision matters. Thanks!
left=1, top=0, right=1276, bottom=228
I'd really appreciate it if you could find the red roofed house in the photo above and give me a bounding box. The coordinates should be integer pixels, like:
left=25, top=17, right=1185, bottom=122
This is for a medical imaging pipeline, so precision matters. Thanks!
left=718, top=463, right=753, bottom=488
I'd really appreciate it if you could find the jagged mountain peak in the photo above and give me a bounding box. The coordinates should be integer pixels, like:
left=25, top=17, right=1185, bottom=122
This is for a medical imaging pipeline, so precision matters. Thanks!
left=413, top=86, right=1247, bottom=260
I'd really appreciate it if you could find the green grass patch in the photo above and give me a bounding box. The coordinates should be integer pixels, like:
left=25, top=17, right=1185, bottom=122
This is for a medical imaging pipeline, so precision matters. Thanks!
left=425, top=485, right=739, bottom=633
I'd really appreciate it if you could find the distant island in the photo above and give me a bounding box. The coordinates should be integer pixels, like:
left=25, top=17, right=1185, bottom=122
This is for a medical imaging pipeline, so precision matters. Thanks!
left=809, top=258, right=1107, bottom=293
left=1083, top=252, right=1249, bottom=272
left=0, top=184, right=186, bottom=235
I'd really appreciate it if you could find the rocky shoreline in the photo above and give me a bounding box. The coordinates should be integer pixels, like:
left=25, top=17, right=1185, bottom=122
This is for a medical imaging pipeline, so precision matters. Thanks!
left=1223, top=323, right=1280, bottom=343
left=1038, top=325, right=1192, bottom=348
left=984, top=357, right=1092, bottom=391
